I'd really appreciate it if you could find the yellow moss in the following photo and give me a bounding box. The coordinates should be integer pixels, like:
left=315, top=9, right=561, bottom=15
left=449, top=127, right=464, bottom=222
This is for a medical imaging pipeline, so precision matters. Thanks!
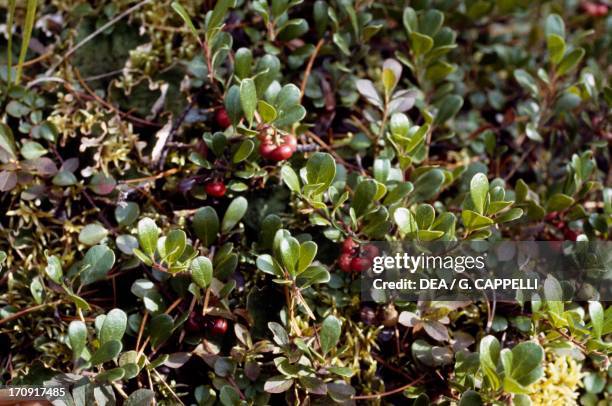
left=529, top=354, right=584, bottom=406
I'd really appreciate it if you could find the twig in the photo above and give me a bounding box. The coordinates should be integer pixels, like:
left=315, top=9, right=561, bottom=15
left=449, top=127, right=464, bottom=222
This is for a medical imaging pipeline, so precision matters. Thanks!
left=135, top=311, right=149, bottom=353
left=0, top=300, right=63, bottom=326
left=352, top=374, right=426, bottom=400
left=152, top=367, right=185, bottom=405
left=300, top=39, right=325, bottom=101
left=120, top=168, right=180, bottom=185
left=305, top=131, right=359, bottom=171
left=157, top=98, right=198, bottom=170
left=504, top=144, right=535, bottom=181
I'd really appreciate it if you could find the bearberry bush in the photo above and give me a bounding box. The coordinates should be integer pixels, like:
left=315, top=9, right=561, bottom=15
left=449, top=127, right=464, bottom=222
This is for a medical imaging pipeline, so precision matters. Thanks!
left=0, top=0, right=611, bottom=405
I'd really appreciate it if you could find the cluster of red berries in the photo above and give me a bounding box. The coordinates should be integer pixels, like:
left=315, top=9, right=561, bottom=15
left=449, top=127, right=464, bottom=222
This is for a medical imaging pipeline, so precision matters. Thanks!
left=205, top=180, right=226, bottom=197
left=186, top=312, right=228, bottom=335
left=338, top=238, right=379, bottom=273
left=259, top=134, right=297, bottom=162
left=582, top=1, right=608, bottom=17
left=545, top=211, right=578, bottom=241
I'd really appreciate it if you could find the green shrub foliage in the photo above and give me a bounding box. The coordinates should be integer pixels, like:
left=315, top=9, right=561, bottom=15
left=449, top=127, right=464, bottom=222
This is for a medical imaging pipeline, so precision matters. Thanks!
left=0, top=0, right=610, bottom=404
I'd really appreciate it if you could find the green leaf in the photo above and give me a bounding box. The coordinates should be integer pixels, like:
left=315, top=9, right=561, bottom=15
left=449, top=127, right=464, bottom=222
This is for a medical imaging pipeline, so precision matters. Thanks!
left=240, top=78, right=257, bottom=126
left=114, top=202, right=140, bottom=227
left=420, top=9, right=444, bottom=37
left=470, top=173, right=489, bottom=215
left=193, top=206, right=219, bottom=246
left=333, top=32, right=350, bottom=56
left=20, top=141, right=47, bottom=159
left=90, top=340, right=122, bottom=365
left=125, top=389, right=155, bottom=406
left=0, top=123, right=18, bottom=161
left=280, top=236, right=300, bottom=274
left=352, top=179, right=377, bottom=217
left=459, top=390, right=483, bottom=406
left=137, top=218, right=159, bottom=257
left=513, top=394, right=532, bottom=406
left=191, top=256, right=213, bottom=289
left=320, top=315, right=341, bottom=355
left=281, top=165, right=301, bottom=193
left=462, top=210, right=494, bottom=231
left=100, top=308, right=127, bottom=345
left=412, top=169, right=444, bottom=202
left=95, top=367, right=125, bottom=383
left=410, top=32, right=434, bottom=56
left=254, top=54, right=280, bottom=95
left=30, top=276, right=44, bottom=304
left=81, top=245, right=115, bottom=286
left=257, top=100, right=277, bottom=123
left=434, top=94, right=463, bottom=125
left=496, top=208, right=523, bottom=223
left=150, top=314, right=174, bottom=349
left=556, top=48, right=585, bottom=76
left=546, top=193, right=574, bottom=212
left=545, top=13, right=565, bottom=38
left=274, top=105, right=306, bottom=127
left=15, top=0, right=37, bottom=85
left=507, top=341, right=543, bottom=386
left=479, top=335, right=501, bottom=390
left=296, top=265, right=330, bottom=288
left=224, top=85, right=242, bottom=126
left=171, top=1, right=200, bottom=41
left=45, top=255, right=63, bottom=284
left=206, top=0, right=234, bottom=39
left=513, top=69, right=538, bottom=97
left=164, top=229, right=187, bottom=263
left=68, top=320, right=87, bottom=360
left=313, top=1, right=328, bottom=37
left=78, top=223, right=109, bottom=246
left=356, top=79, right=382, bottom=109
left=234, top=47, right=252, bottom=79
left=588, top=301, right=603, bottom=339
left=403, top=7, right=418, bottom=33
left=256, top=254, right=283, bottom=277
left=394, top=207, right=417, bottom=236
left=221, top=197, right=248, bottom=233
left=305, top=153, right=336, bottom=195
left=415, top=204, right=435, bottom=229
left=297, top=241, right=317, bottom=273
left=546, top=34, right=565, bottom=65
left=277, top=18, right=309, bottom=41
left=382, top=59, right=401, bottom=98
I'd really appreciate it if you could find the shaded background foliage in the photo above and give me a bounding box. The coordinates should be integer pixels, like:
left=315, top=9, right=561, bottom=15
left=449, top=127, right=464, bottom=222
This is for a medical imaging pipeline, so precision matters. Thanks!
left=0, top=0, right=610, bottom=405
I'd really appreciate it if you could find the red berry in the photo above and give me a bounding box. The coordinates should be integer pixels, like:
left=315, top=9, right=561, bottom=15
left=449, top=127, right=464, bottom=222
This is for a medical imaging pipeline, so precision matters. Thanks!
left=583, top=2, right=608, bottom=16
left=563, top=228, right=578, bottom=241
left=211, top=318, right=228, bottom=335
left=362, top=244, right=380, bottom=259
left=338, top=253, right=353, bottom=273
left=215, top=108, right=232, bottom=128
left=268, top=144, right=294, bottom=161
left=284, top=135, right=298, bottom=153
left=205, top=181, right=226, bottom=197
left=186, top=312, right=205, bottom=332
left=259, top=141, right=276, bottom=158
left=341, top=238, right=359, bottom=254
left=350, top=256, right=371, bottom=273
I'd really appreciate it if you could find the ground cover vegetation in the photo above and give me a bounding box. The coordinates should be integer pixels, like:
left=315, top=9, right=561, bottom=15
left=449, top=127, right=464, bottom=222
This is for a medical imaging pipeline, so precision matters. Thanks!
left=0, top=0, right=611, bottom=404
